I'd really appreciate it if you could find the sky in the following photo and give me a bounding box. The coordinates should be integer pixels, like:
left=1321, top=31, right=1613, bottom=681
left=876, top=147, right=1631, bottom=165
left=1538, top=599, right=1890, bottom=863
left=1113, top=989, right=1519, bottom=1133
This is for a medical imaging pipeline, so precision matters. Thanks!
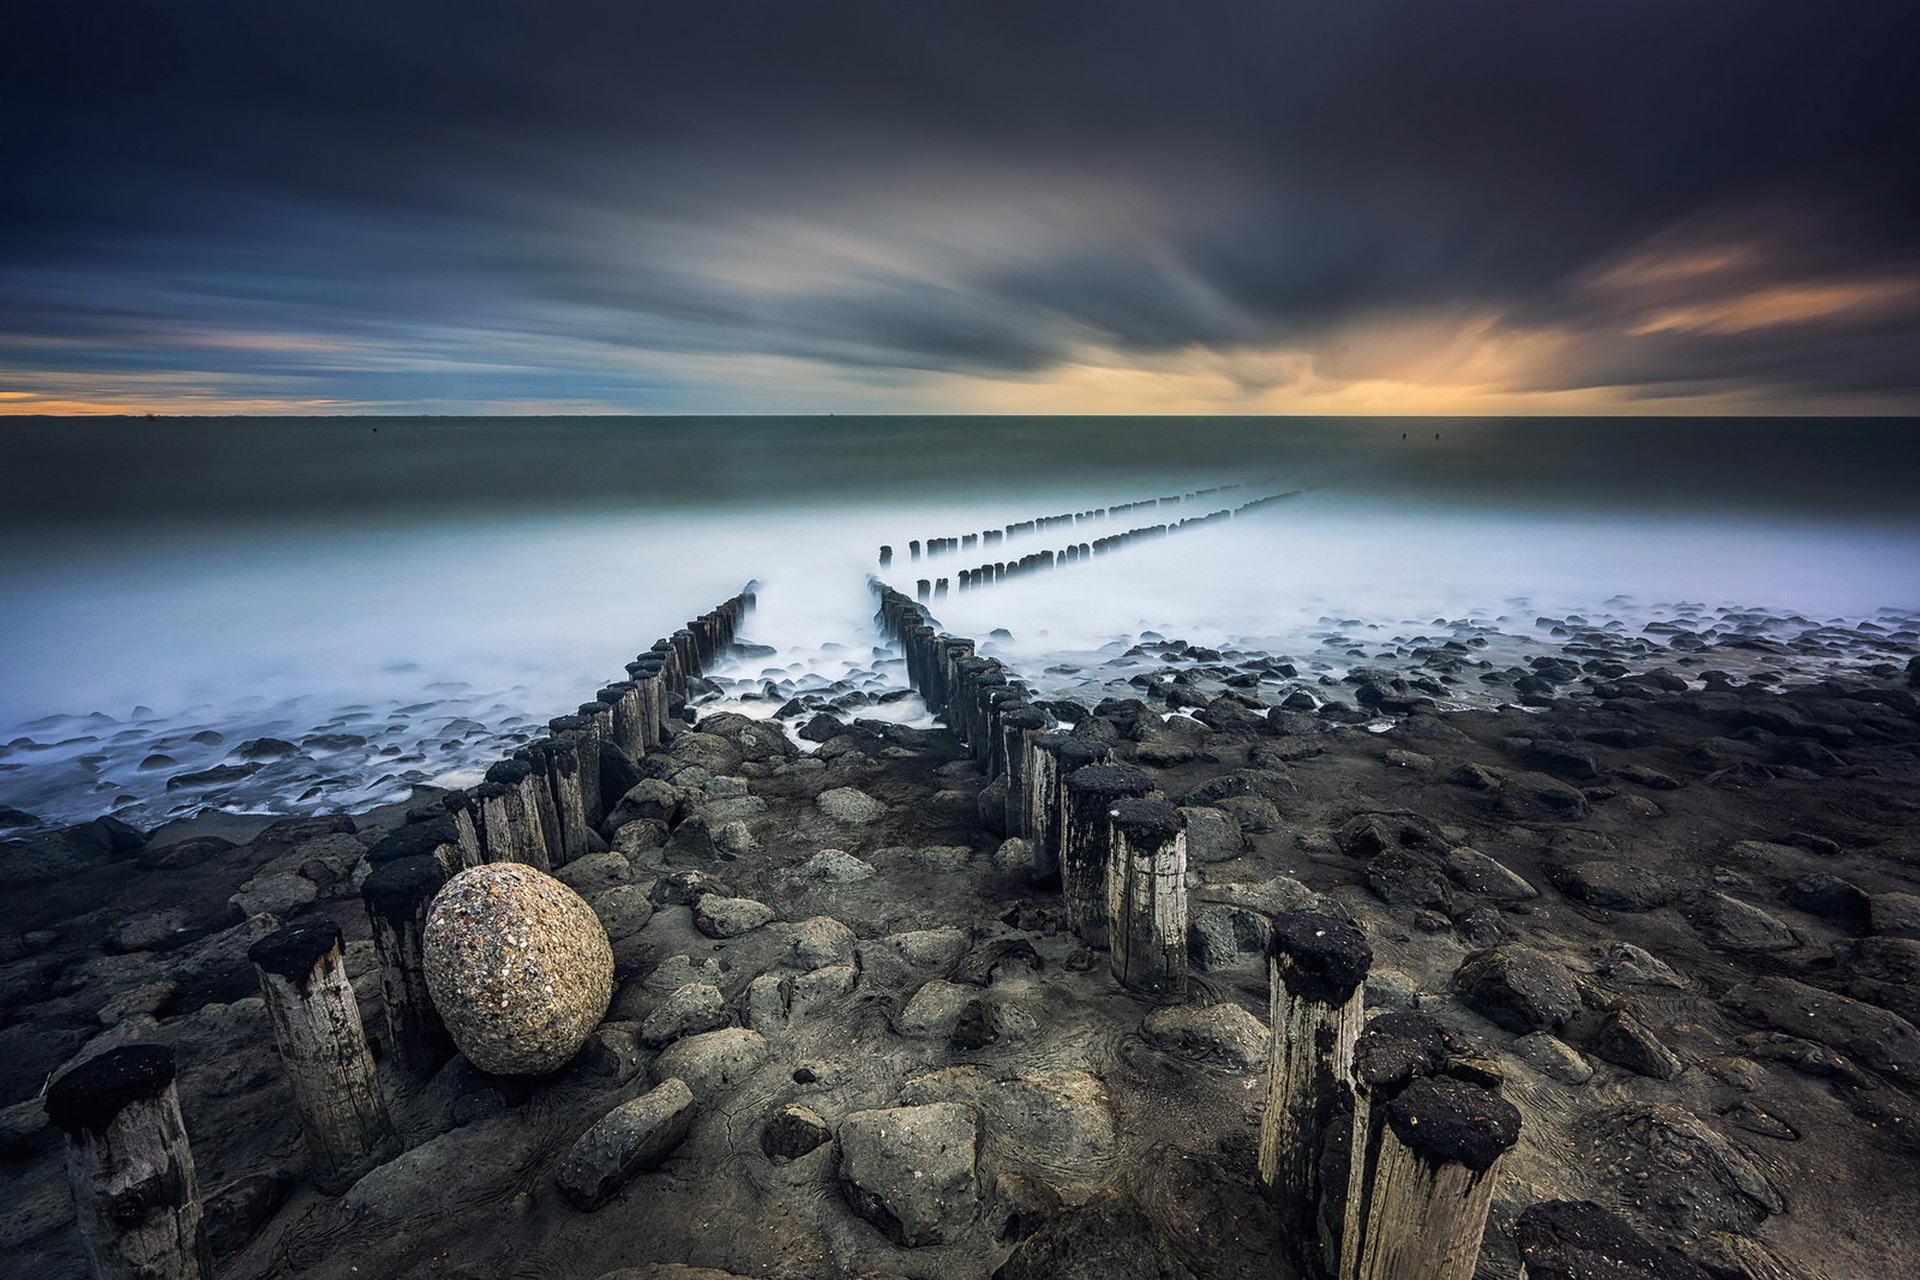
left=3, top=1, right=1917, bottom=417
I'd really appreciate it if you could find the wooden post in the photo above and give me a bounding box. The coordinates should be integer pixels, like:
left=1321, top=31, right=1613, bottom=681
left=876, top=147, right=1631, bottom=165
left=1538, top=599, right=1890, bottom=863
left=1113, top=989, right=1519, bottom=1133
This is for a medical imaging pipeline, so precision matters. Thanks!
left=483, top=759, right=551, bottom=872
left=1024, top=735, right=1106, bottom=886
left=552, top=713, right=603, bottom=830
left=1338, top=1075, right=1519, bottom=1280
left=433, top=791, right=483, bottom=870
left=248, top=922, right=399, bottom=1193
left=363, top=819, right=464, bottom=878
left=531, top=737, right=592, bottom=866
left=1061, top=762, right=1152, bottom=947
left=361, top=854, right=457, bottom=1077
left=671, top=627, right=699, bottom=682
left=515, top=745, right=566, bottom=862
left=44, top=1045, right=212, bottom=1280
left=999, top=704, right=1051, bottom=838
left=1105, top=798, right=1188, bottom=996
left=600, top=682, right=645, bottom=758
left=1259, top=912, right=1373, bottom=1261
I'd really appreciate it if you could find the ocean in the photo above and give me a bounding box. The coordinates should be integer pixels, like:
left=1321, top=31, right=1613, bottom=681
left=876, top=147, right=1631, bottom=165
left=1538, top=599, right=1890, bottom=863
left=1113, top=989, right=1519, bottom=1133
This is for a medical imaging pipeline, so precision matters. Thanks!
left=2, top=415, right=1916, bottom=829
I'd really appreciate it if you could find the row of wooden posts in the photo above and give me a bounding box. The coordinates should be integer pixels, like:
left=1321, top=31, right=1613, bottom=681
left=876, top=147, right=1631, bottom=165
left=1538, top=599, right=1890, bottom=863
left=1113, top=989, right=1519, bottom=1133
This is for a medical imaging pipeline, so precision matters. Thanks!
left=40, top=586, right=758, bottom=1280
left=870, top=576, right=1702, bottom=1280
left=876, top=481, right=1255, bottom=567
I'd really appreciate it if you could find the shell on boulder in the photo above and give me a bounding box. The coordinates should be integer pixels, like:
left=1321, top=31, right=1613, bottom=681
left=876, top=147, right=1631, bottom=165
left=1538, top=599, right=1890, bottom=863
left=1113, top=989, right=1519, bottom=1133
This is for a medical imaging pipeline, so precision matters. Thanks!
left=424, top=862, right=614, bottom=1075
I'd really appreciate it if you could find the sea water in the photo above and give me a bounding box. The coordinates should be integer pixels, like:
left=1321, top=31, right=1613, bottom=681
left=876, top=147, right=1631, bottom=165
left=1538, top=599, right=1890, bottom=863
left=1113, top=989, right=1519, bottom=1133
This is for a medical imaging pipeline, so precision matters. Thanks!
left=2, top=416, right=1916, bottom=827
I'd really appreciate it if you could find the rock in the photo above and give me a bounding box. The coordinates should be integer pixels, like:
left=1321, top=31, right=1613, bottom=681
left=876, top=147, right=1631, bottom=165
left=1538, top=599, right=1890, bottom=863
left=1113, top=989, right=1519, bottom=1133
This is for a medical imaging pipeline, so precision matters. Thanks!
left=1453, top=946, right=1581, bottom=1034
left=1682, top=1230, right=1817, bottom=1279
left=837, top=1103, right=980, bottom=1246
left=1593, top=941, right=1687, bottom=988
left=107, top=908, right=207, bottom=954
left=651, top=1027, right=769, bottom=1099
left=988, top=1169, right=1064, bottom=1245
left=1513, top=1200, right=1709, bottom=1279
left=1553, top=860, right=1672, bottom=911
left=1498, top=771, right=1592, bottom=821
left=1688, top=893, right=1798, bottom=952
left=1782, top=872, right=1869, bottom=922
left=648, top=869, right=733, bottom=907
left=899, top=1067, right=1114, bottom=1172
left=202, top=1170, right=293, bottom=1257
left=1364, top=850, right=1452, bottom=909
left=590, top=885, right=656, bottom=940
left=1168, top=805, right=1238, bottom=865
left=423, top=862, right=615, bottom=1075
left=816, top=786, right=887, bottom=825
left=1512, top=1032, right=1593, bottom=1085
left=1595, top=1103, right=1781, bottom=1239
left=692, top=895, right=775, bottom=938
left=1442, top=847, right=1538, bottom=901
left=1869, top=892, right=1920, bottom=940
left=880, top=927, right=970, bottom=969
left=554, top=1077, right=697, bottom=1211
left=606, top=779, right=690, bottom=831
left=745, top=974, right=789, bottom=1034
left=137, top=835, right=236, bottom=871
left=791, top=915, right=856, bottom=969
left=761, top=1103, right=831, bottom=1161
left=1617, top=763, right=1683, bottom=791
left=1187, top=904, right=1271, bottom=970
left=1834, top=936, right=1920, bottom=986
left=571, top=1025, right=646, bottom=1086
left=1723, top=976, right=1920, bottom=1082
left=233, top=737, right=301, bottom=761
left=1455, top=905, right=1507, bottom=949
left=610, top=819, right=668, bottom=862
left=792, top=963, right=857, bottom=1012
left=639, top=982, right=729, bottom=1048
left=992, top=1186, right=1196, bottom=1280
left=1337, top=810, right=1450, bottom=858
left=1592, top=1010, right=1685, bottom=1079
left=1139, top=1003, right=1269, bottom=1071
left=792, top=848, right=876, bottom=883
left=1214, top=794, right=1280, bottom=834
left=898, top=980, right=975, bottom=1039
left=556, top=851, right=632, bottom=897
left=228, top=872, right=318, bottom=921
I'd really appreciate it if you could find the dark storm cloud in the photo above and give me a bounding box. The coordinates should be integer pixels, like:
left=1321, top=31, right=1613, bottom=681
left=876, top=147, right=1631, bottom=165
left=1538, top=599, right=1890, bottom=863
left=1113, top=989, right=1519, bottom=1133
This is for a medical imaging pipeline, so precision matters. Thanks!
left=4, top=1, right=1917, bottom=410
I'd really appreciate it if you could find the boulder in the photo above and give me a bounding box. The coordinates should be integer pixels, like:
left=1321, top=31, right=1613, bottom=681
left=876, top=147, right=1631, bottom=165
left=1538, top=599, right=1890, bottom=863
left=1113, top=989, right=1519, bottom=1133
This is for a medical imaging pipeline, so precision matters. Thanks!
left=639, top=983, right=729, bottom=1048
left=590, top=885, right=655, bottom=941
left=837, top=1103, right=980, bottom=1246
left=553, top=1077, right=697, bottom=1211
left=1688, top=893, right=1798, bottom=952
left=1553, top=860, right=1672, bottom=911
left=651, top=1027, right=769, bottom=1099
left=1453, top=945, right=1581, bottom=1034
left=556, top=852, right=632, bottom=898
left=423, top=862, right=614, bottom=1075
left=1498, top=771, right=1591, bottom=821
left=1593, top=1104, right=1781, bottom=1240
left=992, top=1186, right=1197, bottom=1280
left=1177, top=806, right=1244, bottom=863
left=1869, top=892, right=1920, bottom=940
left=1723, top=976, right=1920, bottom=1082
left=817, top=787, right=887, bottom=825
left=791, top=849, right=876, bottom=883
left=1139, top=1003, right=1269, bottom=1071
left=791, top=915, right=856, bottom=970
left=228, top=872, right=318, bottom=921
left=1591, top=1011, right=1685, bottom=1079
left=1364, top=850, right=1452, bottom=909
left=1442, top=847, right=1538, bottom=901
left=1512, top=1032, right=1593, bottom=1085
left=761, top=1103, right=831, bottom=1161
left=1187, top=904, right=1271, bottom=971
left=692, top=895, right=775, bottom=939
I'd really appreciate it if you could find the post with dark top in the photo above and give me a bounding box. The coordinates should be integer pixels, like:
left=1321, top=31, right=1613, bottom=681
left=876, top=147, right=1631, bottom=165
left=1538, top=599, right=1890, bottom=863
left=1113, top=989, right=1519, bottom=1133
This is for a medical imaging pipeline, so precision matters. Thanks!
left=600, top=682, right=645, bottom=758
left=1338, top=1021, right=1521, bottom=1280
left=44, top=1045, right=213, bottom=1280
left=1105, top=798, right=1189, bottom=995
left=1060, top=762, right=1154, bottom=947
left=1259, top=911, right=1372, bottom=1261
left=361, top=854, right=456, bottom=1077
left=515, top=744, right=566, bottom=862
left=248, top=921, right=399, bottom=1193
left=552, top=713, right=604, bottom=830
left=999, top=704, right=1051, bottom=838
left=532, top=736, right=592, bottom=865
left=1026, top=735, right=1107, bottom=886
left=481, top=759, right=551, bottom=872
left=440, top=790, right=484, bottom=869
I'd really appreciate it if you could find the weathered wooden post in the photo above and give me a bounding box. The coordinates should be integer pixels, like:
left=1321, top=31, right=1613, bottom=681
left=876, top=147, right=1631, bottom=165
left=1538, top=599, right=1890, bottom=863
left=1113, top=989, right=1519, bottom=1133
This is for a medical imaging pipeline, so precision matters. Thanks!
left=439, top=790, right=484, bottom=869
left=1259, top=912, right=1372, bottom=1258
left=551, top=713, right=604, bottom=830
left=248, top=921, right=399, bottom=1193
left=361, top=853, right=457, bottom=1077
left=1023, top=734, right=1105, bottom=886
left=1105, top=798, right=1188, bottom=995
left=978, top=683, right=1023, bottom=776
left=531, top=737, right=592, bottom=865
left=879, top=544, right=893, bottom=566
left=600, top=682, right=645, bottom=758
left=516, top=744, right=566, bottom=860
left=670, top=627, right=700, bottom=682
left=1060, top=762, right=1153, bottom=947
left=364, top=818, right=464, bottom=878
left=482, top=759, right=551, bottom=871
left=999, top=704, right=1051, bottom=838
left=44, top=1045, right=213, bottom=1280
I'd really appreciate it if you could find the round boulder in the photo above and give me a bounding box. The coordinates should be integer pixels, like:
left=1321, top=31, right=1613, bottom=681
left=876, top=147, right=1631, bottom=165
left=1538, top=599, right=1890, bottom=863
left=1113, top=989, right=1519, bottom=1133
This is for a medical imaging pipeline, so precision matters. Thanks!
left=423, top=862, right=614, bottom=1075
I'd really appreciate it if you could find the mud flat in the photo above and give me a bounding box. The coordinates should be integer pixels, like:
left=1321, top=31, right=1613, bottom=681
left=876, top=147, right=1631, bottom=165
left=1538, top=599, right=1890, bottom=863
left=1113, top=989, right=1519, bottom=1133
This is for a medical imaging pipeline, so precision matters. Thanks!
left=3, top=595, right=1919, bottom=1279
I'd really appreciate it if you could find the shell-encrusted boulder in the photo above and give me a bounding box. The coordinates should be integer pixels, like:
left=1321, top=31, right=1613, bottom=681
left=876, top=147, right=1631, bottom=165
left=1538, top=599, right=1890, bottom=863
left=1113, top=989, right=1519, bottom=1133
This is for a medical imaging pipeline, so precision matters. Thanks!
left=424, top=862, right=614, bottom=1075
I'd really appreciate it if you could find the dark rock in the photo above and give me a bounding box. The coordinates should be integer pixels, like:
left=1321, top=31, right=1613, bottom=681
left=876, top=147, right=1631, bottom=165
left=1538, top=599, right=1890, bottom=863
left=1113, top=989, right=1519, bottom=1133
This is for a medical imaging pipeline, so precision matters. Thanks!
left=1593, top=1104, right=1781, bottom=1240
left=232, top=737, right=302, bottom=761
left=1520, top=740, right=1603, bottom=779
left=137, top=834, right=237, bottom=871
left=992, top=1186, right=1196, bottom=1280
left=1187, top=905, right=1270, bottom=970
left=1364, top=850, right=1452, bottom=910
left=1139, top=1003, right=1269, bottom=1071
left=1591, top=1011, right=1685, bottom=1079
left=648, top=870, right=735, bottom=907
left=1687, top=893, right=1797, bottom=952
left=1442, top=847, right=1538, bottom=901
left=204, top=1170, right=293, bottom=1256
left=1513, top=1199, right=1710, bottom=1279
left=554, top=1077, right=698, bottom=1211
left=1337, top=810, right=1449, bottom=858
left=1724, top=976, right=1920, bottom=1082
left=165, top=763, right=261, bottom=791
left=1498, top=772, right=1591, bottom=821
left=761, top=1103, right=831, bottom=1161
left=1781, top=872, right=1869, bottom=923
left=837, top=1102, right=979, bottom=1247
left=1553, top=861, right=1672, bottom=911
left=798, top=713, right=845, bottom=743
left=1453, top=945, right=1581, bottom=1033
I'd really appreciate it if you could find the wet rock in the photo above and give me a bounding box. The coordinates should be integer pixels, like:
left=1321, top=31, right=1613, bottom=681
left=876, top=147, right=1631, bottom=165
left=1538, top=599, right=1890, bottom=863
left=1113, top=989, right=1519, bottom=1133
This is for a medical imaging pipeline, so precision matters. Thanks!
left=652, top=1027, right=769, bottom=1100
left=202, top=1170, right=293, bottom=1257
left=137, top=834, right=236, bottom=871
left=1719, top=1101, right=1799, bottom=1143
left=1595, top=1103, right=1781, bottom=1239
left=423, top=862, right=614, bottom=1075
left=1592, top=1010, right=1685, bottom=1079
left=1178, top=806, right=1243, bottom=863
left=1593, top=941, right=1687, bottom=988
left=1139, top=1003, right=1269, bottom=1071
left=1213, top=794, right=1279, bottom=834
left=1365, top=850, right=1452, bottom=910
left=761, top=1102, right=831, bottom=1161
left=1834, top=935, right=1920, bottom=986
left=992, top=1186, right=1196, bottom=1280
left=792, top=848, right=876, bottom=883
left=166, top=763, right=260, bottom=791
left=837, top=1102, right=980, bottom=1246
left=107, top=908, right=209, bottom=954
left=1454, top=945, right=1582, bottom=1033
left=1688, top=893, right=1798, bottom=952
left=590, top=885, right=655, bottom=940
left=1455, top=905, right=1507, bottom=949
left=1513, top=1200, right=1709, bottom=1279
left=900, top=1066, right=1115, bottom=1171
left=648, top=869, right=733, bottom=907
left=1187, top=904, right=1271, bottom=970
left=1723, top=976, right=1920, bottom=1081
left=880, top=927, right=969, bottom=969
left=233, top=737, right=302, bottom=761
left=791, top=915, right=856, bottom=970
left=1682, top=1230, right=1816, bottom=1279
left=1338, top=810, right=1450, bottom=857
left=1443, top=846, right=1538, bottom=901
left=792, top=963, right=857, bottom=1013
left=640, top=982, right=730, bottom=1048
left=1617, top=763, right=1683, bottom=790
left=1868, top=892, right=1920, bottom=940
left=693, top=895, right=775, bottom=938
left=1782, top=872, right=1870, bottom=923
left=817, top=786, right=887, bottom=825
left=554, top=1076, right=697, bottom=1211
left=1553, top=860, right=1673, bottom=911
left=228, top=871, right=318, bottom=921
left=1498, top=771, right=1592, bottom=821
left=1512, top=1031, right=1593, bottom=1085
left=556, top=851, right=633, bottom=898
left=610, top=819, right=668, bottom=862
left=898, top=980, right=974, bottom=1039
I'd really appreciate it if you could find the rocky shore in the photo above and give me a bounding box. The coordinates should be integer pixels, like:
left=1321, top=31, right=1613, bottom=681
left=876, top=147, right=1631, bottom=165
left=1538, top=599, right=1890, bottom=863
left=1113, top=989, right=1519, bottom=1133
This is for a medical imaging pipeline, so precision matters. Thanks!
left=4, top=599, right=1919, bottom=1279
